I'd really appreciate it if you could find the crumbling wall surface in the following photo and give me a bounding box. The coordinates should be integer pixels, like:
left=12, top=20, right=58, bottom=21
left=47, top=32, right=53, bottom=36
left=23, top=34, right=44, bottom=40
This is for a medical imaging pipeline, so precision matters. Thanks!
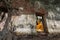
left=9, top=14, right=36, bottom=35
left=46, top=10, right=60, bottom=34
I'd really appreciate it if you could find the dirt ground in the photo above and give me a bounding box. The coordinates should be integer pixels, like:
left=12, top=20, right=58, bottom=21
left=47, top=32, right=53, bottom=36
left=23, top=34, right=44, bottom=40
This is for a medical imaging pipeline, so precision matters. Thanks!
left=0, top=32, right=60, bottom=40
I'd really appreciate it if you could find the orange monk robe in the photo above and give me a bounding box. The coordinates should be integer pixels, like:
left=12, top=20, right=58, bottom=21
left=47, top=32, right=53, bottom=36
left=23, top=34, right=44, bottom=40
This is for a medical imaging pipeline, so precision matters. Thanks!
left=36, top=20, right=44, bottom=32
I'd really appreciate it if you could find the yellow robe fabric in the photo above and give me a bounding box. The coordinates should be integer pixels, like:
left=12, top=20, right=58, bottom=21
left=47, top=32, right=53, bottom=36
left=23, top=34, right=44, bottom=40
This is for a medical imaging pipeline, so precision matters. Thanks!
left=36, top=20, right=44, bottom=32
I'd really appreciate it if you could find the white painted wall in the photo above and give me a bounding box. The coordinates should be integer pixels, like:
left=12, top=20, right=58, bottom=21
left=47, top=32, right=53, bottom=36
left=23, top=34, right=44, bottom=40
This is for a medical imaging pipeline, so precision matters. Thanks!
left=46, top=10, right=60, bottom=34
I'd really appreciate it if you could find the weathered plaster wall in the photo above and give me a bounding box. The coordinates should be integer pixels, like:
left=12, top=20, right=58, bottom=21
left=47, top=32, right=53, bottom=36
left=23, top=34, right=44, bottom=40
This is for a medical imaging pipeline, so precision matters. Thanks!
left=46, top=10, right=60, bottom=34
